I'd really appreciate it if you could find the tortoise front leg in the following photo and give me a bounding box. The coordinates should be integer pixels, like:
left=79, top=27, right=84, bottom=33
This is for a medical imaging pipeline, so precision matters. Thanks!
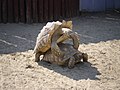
left=82, top=53, right=88, bottom=62
left=51, top=35, right=64, bottom=57
left=51, top=24, right=64, bottom=57
left=51, top=43, right=64, bottom=57
left=57, top=30, right=80, bottom=49
left=68, top=31, right=80, bottom=49
left=68, top=57, right=75, bottom=69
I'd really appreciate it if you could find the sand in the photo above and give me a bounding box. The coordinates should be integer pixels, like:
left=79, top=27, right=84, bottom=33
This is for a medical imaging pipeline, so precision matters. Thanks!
left=0, top=39, right=120, bottom=90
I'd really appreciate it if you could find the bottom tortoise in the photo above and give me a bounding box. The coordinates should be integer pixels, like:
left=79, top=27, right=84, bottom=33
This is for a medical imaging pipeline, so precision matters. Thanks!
left=41, top=43, right=88, bottom=68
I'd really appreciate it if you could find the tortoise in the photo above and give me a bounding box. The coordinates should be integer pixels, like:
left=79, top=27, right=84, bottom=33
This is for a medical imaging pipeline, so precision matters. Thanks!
left=34, top=20, right=80, bottom=62
left=42, top=43, right=88, bottom=68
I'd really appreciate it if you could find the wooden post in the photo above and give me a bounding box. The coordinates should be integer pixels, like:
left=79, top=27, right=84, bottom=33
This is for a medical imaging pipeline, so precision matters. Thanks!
left=38, top=0, right=43, bottom=22
left=20, top=0, right=25, bottom=23
left=53, top=0, right=61, bottom=20
left=8, top=0, right=14, bottom=23
left=44, top=0, right=49, bottom=22
left=2, top=0, right=7, bottom=23
left=26, top=0, right=32, bottom=23
left=65, top=0, right=70, bottom=18
left=71, top=0, right=75, bottom=17
left=32, top=0, right=38, bottom=23
left=74, top=0, right=79, bottom=16
left=14, top=0, right=19, bottom=23
left=76, top=0, right=79, bottom=16
left=61, top=0, right=65, bottom=18
left=0, top=0, right=2, bottom=23
left=68, top=0, right=72, bottom=18
left=48, top=0, right=53, bottom=21
left=58, top=0, right=61, bottom=19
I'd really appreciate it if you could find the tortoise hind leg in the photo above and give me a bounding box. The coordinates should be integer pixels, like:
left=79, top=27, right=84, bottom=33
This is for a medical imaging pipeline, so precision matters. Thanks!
left=35, top=52, right=42, bottom=62
left=68, top=57, right=75, bottom=69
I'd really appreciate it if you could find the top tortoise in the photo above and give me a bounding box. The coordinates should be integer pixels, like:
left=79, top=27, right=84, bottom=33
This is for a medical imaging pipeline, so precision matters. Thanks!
left=34, top=20, right=80, bottom=62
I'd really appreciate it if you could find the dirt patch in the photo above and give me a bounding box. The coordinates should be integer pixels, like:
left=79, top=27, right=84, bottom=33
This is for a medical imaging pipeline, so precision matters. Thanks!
left=0, top=40, right=120, bottom=90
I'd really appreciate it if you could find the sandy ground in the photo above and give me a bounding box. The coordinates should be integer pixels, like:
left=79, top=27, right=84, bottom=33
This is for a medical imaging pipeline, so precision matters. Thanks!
left=0, top=39, right=120, bottom=90
left=0, top=11, right=120, bottom=90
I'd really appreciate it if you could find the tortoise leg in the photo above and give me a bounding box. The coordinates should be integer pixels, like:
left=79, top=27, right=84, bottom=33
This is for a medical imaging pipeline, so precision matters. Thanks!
left=69, top=32, right=80, bottom=49
left=57, top=30, right=80, bottom=50
left=68, top=57, right=75, bottom=69
left=56, top=32, right=69, bottom=43
left=51, top=42, right=64, bottom=57
left=51, top=24, right=64, bottom=57
left=82, top=53, right=88, bottom=62
left=35, top=52, right=41, bottom=62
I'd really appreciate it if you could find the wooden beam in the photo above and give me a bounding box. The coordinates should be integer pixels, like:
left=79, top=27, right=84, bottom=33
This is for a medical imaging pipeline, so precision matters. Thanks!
left=2, top=0, right=7, bottom=23
left=0, top=0, right=2, bottom=23
left=44, top=0, right=49, bottom=22
left=53, top=0, right=61, bottom=20
left=8, top=0, right=14, bottom=23
left=38, top=0, right=43, bottom=22
left=48, top=0, right=53, bottom=21
left=14, top=0, right=19, bottom=23
left=61, top=0, right=65, bottom=18
left=32, top=0, right=38, bottom=23
left=20, top=0, right=25, bottom=23
left=26, top=0, right=32, bottom=23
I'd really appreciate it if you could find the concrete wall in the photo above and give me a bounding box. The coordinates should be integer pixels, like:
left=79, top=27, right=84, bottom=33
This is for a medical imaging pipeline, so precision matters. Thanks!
left=80, top=0, right=120, bottom=12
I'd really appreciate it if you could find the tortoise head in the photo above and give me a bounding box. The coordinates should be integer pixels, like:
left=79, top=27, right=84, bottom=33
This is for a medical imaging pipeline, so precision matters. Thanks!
left=73, top=52, right=88, bottom=63
left=75, top=52, right=88, bottom=62
left=73, top=52, right=82, bottom=63
left=62, top=20, right=73, bottom=30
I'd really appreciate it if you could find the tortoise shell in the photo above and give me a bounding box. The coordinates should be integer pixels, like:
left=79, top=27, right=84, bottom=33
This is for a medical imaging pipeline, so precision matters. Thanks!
left=34, top=21, right=62, bottom=54
left=42, top=43, right=80, bottom=65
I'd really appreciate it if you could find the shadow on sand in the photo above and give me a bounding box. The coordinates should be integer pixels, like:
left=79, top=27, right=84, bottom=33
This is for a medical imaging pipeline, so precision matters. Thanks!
left=38, top=61, right=101, bottom=81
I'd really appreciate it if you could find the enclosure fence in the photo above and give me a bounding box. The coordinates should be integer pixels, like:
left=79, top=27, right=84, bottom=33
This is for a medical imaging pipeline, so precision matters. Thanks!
left=0, top=0, right=79, bottom=23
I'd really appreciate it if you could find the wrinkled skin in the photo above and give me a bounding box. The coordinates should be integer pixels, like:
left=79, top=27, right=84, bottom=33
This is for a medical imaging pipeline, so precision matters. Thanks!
left=42, top=43, right=88, bottom=68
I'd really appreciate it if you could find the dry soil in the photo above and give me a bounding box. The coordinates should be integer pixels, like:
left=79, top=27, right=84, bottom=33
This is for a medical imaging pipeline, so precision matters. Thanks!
left=0, top=39, right=120, bottom=90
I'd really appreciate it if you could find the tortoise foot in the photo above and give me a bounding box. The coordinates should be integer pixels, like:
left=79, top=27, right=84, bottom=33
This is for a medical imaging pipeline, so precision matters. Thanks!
left=35, top=53, right=41, bottom=62
left=82, top=53, right=88, bottom=62
left=68, top=57, right=75, bottom=69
